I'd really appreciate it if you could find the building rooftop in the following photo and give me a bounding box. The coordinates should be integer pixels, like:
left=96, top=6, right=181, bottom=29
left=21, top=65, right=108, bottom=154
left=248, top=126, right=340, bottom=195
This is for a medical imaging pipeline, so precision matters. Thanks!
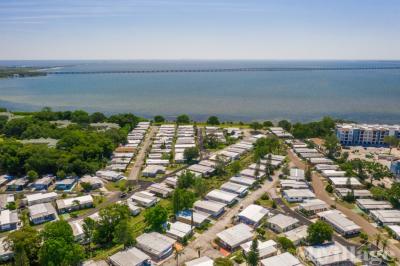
left=268, top=214, right=299, bottom=229
left=328, top=177, right=362, bottom=187
left=220, top=182, right=248, bottom=194
left=318, top=210, right=360, bottom=232
left=217, top=223, right=253, bottom=248
left=229, top=176, right=257, bottom=186
left=206, top=189, right=238, bottom=203
left=336, top=123, right=400, bottom=131
left=136, top=232, right=175, bottom=257
left=284, top=225, right=308, bottom=244
left=109, top=247, right=150, bottom=266
left=167, top=221, right=193, bottom=239
left=283, top=189, right=316, bottom=198
left=185, top=256, right=213, bottom=266
left=0, top=209, right=19, bottom=226
left=370, top=209, right=400, bottom=224
left=304, top=242, right=358, bottom=266
left=260, top=252, right=302, bottom=266
left=56, top=195, right=93, bottom=209
left=299, top=199, right=329, bottom=212
left=241, top=239, right=277, bottom=258
left=26, top=192, right=58, bottom=205
left=280, top=180, right=308, bottom=189
left=335, top=188, right=372, bottom=198
left=28, top=203, right=57, bottom=220
left=194, top=200, right=226, bottom=213
left=356, top=199, right=393, bottom=210
left=238, top=204, right=269, bottom=224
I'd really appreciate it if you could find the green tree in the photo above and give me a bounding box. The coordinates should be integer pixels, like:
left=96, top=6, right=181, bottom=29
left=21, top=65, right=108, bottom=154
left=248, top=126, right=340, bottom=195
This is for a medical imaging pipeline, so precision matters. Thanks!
left=108, top=113, right=140, bottom=130
left=324, top=134, right=340, bottom=159
left=3, top=117, right=32, bottom=138
left=80, top=182, right=92, bottom=192
left=71, top=110, right=90, bottom=124
left=172, top=189, right=196, bottom=214
left=253, top=136, right=282, bottom=160
left=39, top=220, right=84, bottom=266
left=194, top=178, right=207, bottom=197
left=154, top=115, right=165, bottom=123
left=360, top=232, right=368, bottom=244
left=245, top=239, right=259, bottom=266
left=27, top=170, right=39, bottom=182
left=214, top=155, right=226, bottom=176
left=207, top=116, right=220, bottom=125
left=307, top=221, right=333, bottom=245
left=384, top=136, right=399, bottom=155
left=230, top=160, right=242, bottom=175
left=250, top=121, right=262, bottom=132
left=278, top=120, right=292, bottom=131
left=83, top=217, right=97, bottom=255
left=94, top=204, right=131, bottom=244
left=183, top=147, right=199, bottom=163
left=6, top=201, right=16, bottom=210
left=370, top=186, right=387, bottom=200
left=204, top=134, right=220, bottom=149
left=177, top=170, right=195, bottom=189
left=113, top=219, right=136, bottom=248
left=5, top=225, right=41, bottom=264
left=14, top=244, right=30, bottom=266
left=325, top=184, right=333, bottom=193
left=263, top=121, right=273, bottom=128
left=56, top=170, right=66, bottom=179
left=176, top=114, right=190, bottom=124
left=0, top=115, right=8, bottom=132
left=144, top=204, right=168, bottom=232
left=305, top=166, right=312, bottom=182
left=89, top=112, right=107, bottom=123
left=388, top=183, right=400, bottom=208
left=214, top=257, right=233, bottom=266
left=277, top=236, right=295, bottom=251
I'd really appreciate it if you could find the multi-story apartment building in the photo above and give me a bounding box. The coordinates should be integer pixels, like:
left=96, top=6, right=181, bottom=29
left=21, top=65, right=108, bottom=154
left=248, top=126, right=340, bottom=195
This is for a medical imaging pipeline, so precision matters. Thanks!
left=336, top=123, right=400, bottom=147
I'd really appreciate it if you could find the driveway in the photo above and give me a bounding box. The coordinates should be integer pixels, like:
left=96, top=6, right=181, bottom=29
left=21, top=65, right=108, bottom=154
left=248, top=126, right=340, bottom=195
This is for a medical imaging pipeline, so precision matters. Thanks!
left=128, top=126, right=158, bottom=184
left=287, top=149, right=400, bottom=259
left=163, top=175, right=279, bottom=265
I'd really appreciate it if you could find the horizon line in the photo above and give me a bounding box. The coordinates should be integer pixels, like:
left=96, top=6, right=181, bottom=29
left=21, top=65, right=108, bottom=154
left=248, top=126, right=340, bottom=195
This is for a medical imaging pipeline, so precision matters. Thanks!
left=1, top=58, right=400, bottom=61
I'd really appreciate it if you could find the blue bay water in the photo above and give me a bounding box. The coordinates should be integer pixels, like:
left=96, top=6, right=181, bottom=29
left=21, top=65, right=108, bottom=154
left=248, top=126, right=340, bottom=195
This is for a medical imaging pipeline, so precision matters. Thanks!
left=0, top=60, right=399, bottom=123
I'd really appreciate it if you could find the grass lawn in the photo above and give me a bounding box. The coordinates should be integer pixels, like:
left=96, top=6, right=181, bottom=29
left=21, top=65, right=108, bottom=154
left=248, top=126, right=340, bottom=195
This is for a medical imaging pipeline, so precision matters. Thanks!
left=105, top=179, right=127, bottom=192
left=257, top=199, right=274, bottom=208
left=139, top=175, right=164, bottom=183
left=90, top=243, right=124, bottom=261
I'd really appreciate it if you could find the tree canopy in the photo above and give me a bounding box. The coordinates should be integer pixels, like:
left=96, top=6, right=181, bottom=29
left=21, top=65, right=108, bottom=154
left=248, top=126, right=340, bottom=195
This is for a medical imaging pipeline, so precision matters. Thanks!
left=207, top=116, right=220, bottom=125
left=39, top=220, right=84, bottom=266
left=307, top=221, right=333, bottom=245
left=176, top=114, right=190, bottom=124
left=144, top=204, right=168, bottom=232
left=278, top=120, right=291, bottom=131
left=183, top=147, right=199, bottom=163
left=154, top=115, right=165, bottom=123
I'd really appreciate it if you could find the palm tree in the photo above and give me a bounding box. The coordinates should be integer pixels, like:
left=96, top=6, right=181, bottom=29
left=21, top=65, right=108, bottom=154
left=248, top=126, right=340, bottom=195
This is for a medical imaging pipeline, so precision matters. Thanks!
left=382, top=238, right=388, bottom=252
left=175, top=248, right=183, bottom=266
left=195, top=246, right=201, bottom=258
left=375, top=233, right=381, bottom=247
left=384, top=136, right=399, bottom=155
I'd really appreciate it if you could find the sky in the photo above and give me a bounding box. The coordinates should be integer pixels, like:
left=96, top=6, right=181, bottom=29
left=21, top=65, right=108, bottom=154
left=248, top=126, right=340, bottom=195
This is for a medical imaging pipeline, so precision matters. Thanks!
left=0, top=0, right=400, bottom=60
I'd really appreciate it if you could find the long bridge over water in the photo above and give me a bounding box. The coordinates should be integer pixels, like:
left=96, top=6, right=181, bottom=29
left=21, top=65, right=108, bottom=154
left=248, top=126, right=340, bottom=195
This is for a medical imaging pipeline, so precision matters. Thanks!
left=46, top=66, right=400, bottom=75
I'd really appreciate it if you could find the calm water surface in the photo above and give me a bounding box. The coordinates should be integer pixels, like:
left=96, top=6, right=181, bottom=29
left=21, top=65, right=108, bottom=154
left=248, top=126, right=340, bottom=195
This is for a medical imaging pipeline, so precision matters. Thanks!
left=0, top=60, right=399, bottom=122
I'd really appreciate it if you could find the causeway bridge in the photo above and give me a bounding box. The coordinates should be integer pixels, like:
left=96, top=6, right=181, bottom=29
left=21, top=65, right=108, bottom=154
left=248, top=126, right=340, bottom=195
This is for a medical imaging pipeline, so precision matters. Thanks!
left=46, top=66, right=400, bottom=75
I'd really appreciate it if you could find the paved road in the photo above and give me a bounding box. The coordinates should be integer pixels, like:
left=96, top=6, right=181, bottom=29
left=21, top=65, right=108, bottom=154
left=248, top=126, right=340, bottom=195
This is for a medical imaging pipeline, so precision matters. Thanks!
left=287, top=149, right=400, bottom=259
left=128, top=126, right=158, bottom=185
left=163, top=175, right=279, bottom=265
